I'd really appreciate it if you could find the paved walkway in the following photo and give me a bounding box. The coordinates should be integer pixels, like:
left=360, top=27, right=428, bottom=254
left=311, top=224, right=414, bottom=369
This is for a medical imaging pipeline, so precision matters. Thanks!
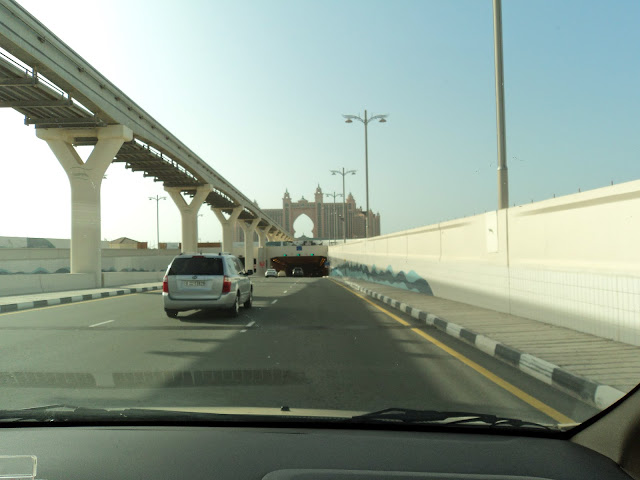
left=0, top=283, right=161, bottom=313
left=336, top=277, right=640, bottom=410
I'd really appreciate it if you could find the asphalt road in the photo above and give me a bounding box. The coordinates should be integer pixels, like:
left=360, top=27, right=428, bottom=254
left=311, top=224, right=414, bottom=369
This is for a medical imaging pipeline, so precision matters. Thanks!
left=0, top=277, right=598, bottom=424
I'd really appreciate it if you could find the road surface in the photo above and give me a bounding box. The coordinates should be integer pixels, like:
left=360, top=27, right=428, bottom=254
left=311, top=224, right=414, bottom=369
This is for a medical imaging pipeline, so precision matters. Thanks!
left=0, top=277, right=597, bottom=424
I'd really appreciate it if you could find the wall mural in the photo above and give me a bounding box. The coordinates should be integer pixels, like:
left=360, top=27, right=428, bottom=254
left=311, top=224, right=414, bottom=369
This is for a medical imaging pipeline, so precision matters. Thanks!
left=0, top=266, right=162, bottom=275
left=0, top=267, right=70, bottom=275
left=329, top=259, right=433, bottom=295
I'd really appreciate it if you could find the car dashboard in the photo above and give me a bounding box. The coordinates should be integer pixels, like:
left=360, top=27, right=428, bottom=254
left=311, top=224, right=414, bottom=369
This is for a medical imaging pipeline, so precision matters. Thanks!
left=0, top=423, right=631, bottom=480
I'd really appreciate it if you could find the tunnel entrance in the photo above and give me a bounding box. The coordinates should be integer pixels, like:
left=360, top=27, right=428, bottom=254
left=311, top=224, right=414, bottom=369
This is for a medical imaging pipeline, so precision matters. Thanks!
left=270, top=256, right=327, bottom=277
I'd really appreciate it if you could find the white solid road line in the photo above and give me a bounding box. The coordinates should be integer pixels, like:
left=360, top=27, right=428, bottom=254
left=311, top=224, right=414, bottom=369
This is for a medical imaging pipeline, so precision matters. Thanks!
left=89, top=319, right=115, bottom=328
left=241, top=321, right=256, bottom=333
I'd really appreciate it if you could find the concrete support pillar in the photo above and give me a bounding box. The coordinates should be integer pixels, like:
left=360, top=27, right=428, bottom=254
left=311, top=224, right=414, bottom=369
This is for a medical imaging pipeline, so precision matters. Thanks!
left=256, top=226, right=272, bottom=275
left=212, top=206, right=243, bottom=253
left=165, top=185, right=212, bottom=253
left=257, top=226, right=271, bottom=248
left=239, top=218, right=260, bottom=272
left=36, top=125, right=133, bottom=287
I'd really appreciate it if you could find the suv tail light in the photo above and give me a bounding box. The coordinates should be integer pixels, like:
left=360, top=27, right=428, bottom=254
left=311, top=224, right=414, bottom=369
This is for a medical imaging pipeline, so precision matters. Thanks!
left=222, top=275, right=231, bottom=293
left=162, top=275, right=169, bottom=293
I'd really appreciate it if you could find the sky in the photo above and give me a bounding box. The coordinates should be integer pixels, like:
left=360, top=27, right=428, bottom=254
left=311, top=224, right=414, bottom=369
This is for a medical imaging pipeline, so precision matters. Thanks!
left=1, top=0, right=638, bottom=244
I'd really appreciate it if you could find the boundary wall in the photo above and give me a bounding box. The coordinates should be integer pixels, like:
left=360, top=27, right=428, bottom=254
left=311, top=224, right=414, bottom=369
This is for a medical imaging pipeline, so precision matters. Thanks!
left=329, top=180, right=640, bottom=346
left=0, top=248, right=179, bottom=275
left=0, top=249, right=178, bottom=295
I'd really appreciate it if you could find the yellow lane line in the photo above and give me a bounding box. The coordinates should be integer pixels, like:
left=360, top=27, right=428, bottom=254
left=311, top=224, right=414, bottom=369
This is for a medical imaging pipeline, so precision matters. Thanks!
left=333, top=280, right=575, bottom=424
left=0, top=292, right=146, bottom=317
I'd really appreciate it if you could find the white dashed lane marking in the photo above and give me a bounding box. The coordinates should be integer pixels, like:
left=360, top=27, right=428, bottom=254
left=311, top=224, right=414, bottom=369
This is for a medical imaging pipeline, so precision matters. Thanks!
left=89, top=319, right=115, bottom=328
left=241, top=321, right=256, bottom=333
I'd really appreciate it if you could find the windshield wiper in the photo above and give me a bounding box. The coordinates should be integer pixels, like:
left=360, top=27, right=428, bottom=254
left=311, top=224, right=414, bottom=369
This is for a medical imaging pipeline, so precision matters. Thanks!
left=0, top=405, right=237, bottom=423
left=349, top=408, right=559, bottom=430
left=0, top=405, right=347, bottom=424
left=0, top=405, right=115, bottom=422
left=0, top=405, right=562, bottom=430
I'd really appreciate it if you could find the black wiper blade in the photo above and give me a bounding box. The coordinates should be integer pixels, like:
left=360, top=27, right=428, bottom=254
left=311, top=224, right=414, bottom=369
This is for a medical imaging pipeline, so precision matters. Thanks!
left=350, top=408, right=557, bottom=430
left=0, top=405, right=335, bottom=423
left=0, top=405, right=249, bottom=423
left=0, top=404, right=125, bottom=422
left=0, top=405, right=559, bottom=430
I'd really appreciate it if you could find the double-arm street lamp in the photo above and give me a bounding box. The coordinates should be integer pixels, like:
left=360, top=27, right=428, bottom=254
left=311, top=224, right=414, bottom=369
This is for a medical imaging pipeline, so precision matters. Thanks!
left=148, top=195, right=166, bottom=249
left=325, top=191, right=344, bottom=245
left=342, top=109, right=388, bottom=237
left=330, top=168, right=356, bottom=243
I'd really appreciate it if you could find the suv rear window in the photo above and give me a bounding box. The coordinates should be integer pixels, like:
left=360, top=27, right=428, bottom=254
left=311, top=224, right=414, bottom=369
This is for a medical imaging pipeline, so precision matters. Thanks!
left=168, top=257, right=224, bottom=276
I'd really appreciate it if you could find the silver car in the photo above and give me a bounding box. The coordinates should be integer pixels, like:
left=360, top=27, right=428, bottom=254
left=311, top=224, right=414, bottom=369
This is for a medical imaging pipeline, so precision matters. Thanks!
left=163, top=253, right=253, bottom=318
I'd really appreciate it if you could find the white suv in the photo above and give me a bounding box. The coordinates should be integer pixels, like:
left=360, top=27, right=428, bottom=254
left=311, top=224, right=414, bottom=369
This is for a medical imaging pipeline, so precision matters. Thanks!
left=162, top=253, right=253, bottom=318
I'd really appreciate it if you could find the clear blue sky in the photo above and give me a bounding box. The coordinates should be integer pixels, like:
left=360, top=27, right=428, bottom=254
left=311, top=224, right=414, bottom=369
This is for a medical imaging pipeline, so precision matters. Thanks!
left=1, top=0, right=638, bottom=242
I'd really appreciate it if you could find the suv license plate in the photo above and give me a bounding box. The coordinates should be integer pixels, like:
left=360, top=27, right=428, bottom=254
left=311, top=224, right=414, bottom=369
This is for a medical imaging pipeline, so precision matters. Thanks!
left=185, top=280, right=205, bottom=287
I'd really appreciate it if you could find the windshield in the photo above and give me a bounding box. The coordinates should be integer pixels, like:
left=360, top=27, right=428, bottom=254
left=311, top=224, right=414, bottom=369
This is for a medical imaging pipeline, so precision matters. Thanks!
left=0, top=0, right=638, bottom=432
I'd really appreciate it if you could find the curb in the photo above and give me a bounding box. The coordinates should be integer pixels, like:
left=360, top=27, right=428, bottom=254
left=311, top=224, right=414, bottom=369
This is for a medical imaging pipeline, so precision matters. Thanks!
left=0, top=285, right=161, bottom=314
left=341, top=279, right=626, bottom=410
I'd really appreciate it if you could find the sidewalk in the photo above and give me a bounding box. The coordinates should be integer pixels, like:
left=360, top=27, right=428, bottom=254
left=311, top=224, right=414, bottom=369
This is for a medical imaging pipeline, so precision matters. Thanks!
left=336, top=277, right=640, bottom=410
left=0, top=282, right=161, bottom=313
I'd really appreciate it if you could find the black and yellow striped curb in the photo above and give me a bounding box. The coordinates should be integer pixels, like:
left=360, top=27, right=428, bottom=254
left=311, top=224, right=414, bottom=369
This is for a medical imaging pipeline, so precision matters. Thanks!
left=340, top=279, right=625, bottom=410
left=0, top=286, right=161, bottom=314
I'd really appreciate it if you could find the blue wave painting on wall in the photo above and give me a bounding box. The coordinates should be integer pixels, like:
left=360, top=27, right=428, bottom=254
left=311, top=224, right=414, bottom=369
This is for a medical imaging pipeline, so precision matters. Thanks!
left=329, top=261, right=433, bottom=295
left=0, top=267, right=70, bottom=275
left=0, top=267, right=159, bottom=275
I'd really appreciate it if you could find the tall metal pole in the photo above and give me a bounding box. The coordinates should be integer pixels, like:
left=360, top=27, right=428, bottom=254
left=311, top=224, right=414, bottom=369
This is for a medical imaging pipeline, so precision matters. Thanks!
left=149, top=195, right=166, bottom=249
left=343, top=110, right=387, bottom=237
left=335, top=201, right=340, bottom=244
left=364, top=109, right=369, bottom=238
left=330, top=168, right=356, bottom=243
left=493, top=0, right=509, bottom=209
left=325, top=191, right=343, bottom=245
left=342, top=169, right=347, bottom=243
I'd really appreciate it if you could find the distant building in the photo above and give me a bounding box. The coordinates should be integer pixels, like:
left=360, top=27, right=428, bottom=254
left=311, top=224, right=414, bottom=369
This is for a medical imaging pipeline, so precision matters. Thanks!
left=109, top=237, right=148, bottom=249
left=158, top=242, right=221, bottom=250
left=235, top=186, right=380, bottom=241
left=159, top=242, right=180, bottom=250
left=0, top=236, right=111, bottom=249
left=195, top=242, right=222, bottom=249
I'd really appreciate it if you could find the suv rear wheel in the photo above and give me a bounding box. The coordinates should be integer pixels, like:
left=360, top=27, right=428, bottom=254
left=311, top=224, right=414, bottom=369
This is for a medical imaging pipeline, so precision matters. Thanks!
left=228, top=293, right=240, bottom=317
left=244, top=287, right=253, bottom=308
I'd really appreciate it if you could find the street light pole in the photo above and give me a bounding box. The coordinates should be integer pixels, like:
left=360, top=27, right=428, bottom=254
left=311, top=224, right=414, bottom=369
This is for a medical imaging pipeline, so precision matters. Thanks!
left=148, top=195, right=166, bottom=249
left=330, top=168, right=356, bottom=243
left=325, top=191, right=344, bottom=245
left=343, top=109, right=388, bottom=238
left=493, top=0, right=509, bottom=209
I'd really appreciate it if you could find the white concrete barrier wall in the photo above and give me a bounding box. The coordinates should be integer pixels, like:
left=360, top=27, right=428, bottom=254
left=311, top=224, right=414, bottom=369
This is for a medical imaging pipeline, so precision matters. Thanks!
left=102, top=250, right=177, bottom=273
left=0, top=248, right=70, bottom=274
left=102, top=271, right=164, bottom=287
left=329, top=180, right=640, bottom=346
left=0, top=273, right=95, bottom=296
left=0, top=249, right=177, bottom=296
left=0, top=248, right=179, bottom=275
